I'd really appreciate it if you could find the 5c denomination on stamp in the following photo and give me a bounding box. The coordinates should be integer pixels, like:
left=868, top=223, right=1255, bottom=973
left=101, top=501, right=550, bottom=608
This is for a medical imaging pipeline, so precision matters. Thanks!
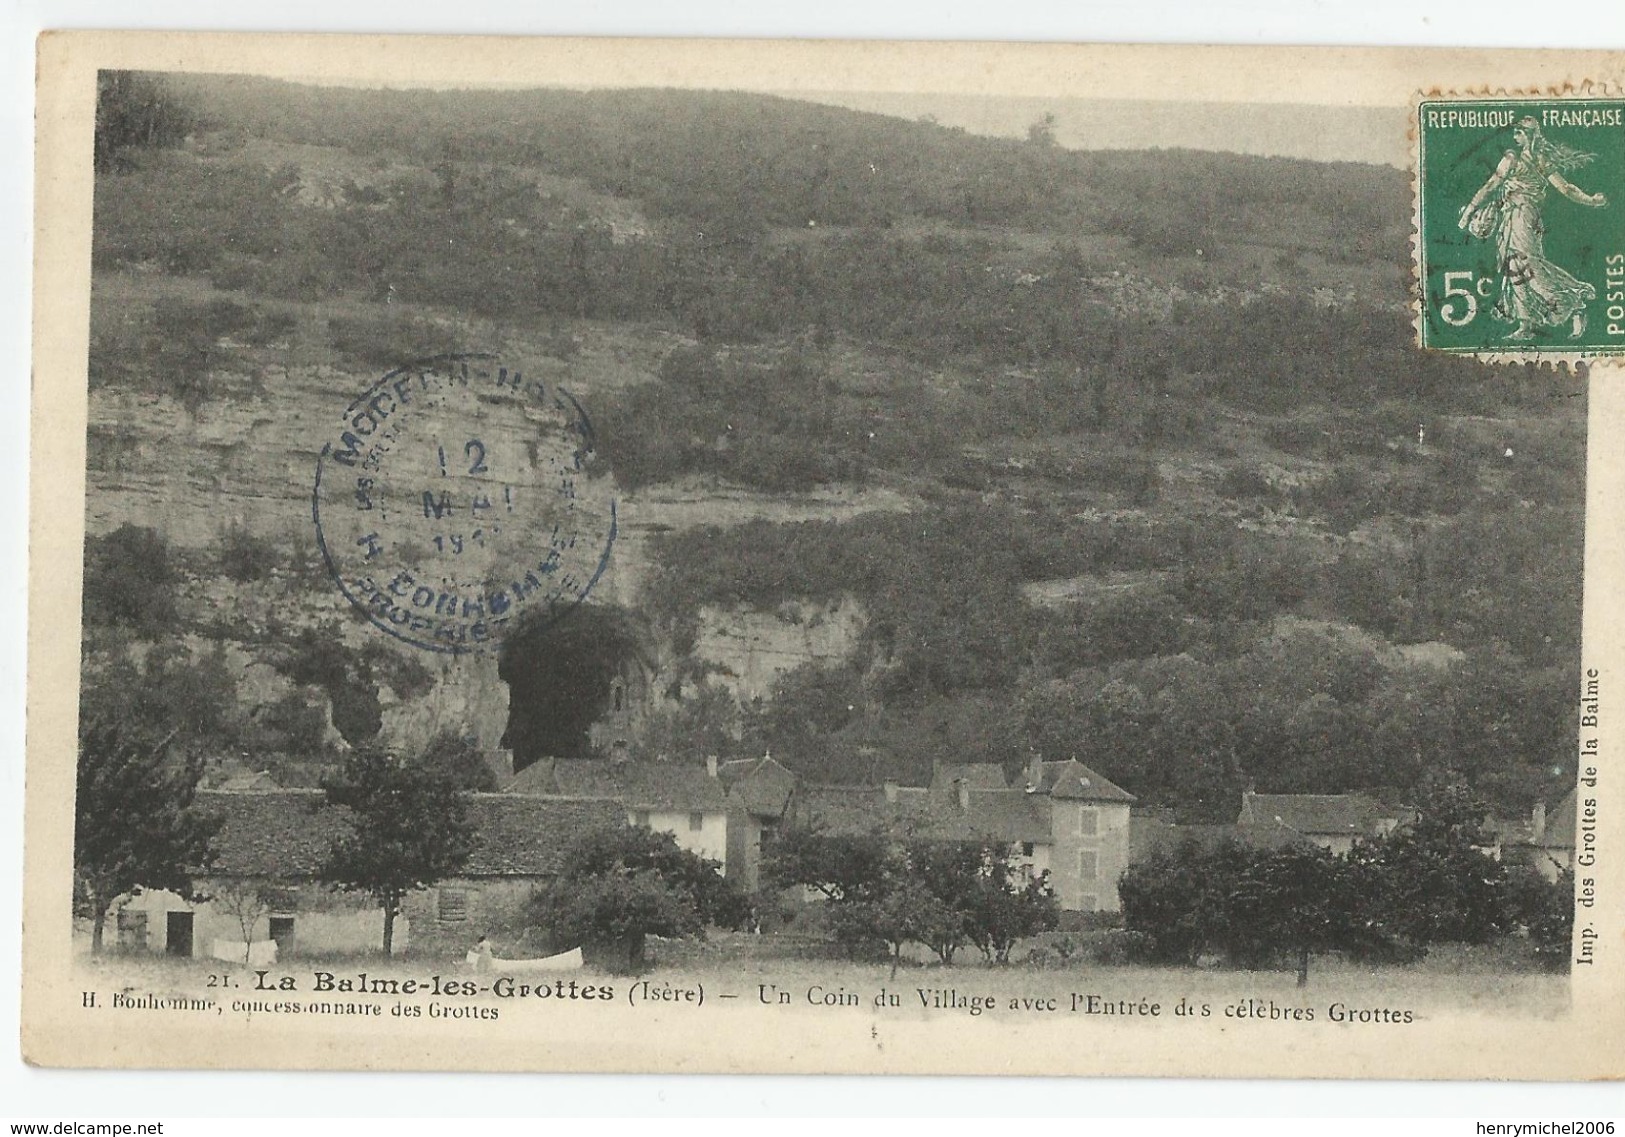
left=313, top=354, right=617, bottom=653
left=1415, top=95, right=1625, bottom=360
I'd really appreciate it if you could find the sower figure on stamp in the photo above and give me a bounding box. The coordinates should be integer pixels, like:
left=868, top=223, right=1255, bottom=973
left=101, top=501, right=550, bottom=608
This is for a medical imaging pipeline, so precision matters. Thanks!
left=1459, top=116, right=1608, bottom=340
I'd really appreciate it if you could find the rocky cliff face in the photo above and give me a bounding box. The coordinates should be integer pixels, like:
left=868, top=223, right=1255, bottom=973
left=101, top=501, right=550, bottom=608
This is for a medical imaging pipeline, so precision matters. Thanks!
left=87, top=347, right=907, bottom=756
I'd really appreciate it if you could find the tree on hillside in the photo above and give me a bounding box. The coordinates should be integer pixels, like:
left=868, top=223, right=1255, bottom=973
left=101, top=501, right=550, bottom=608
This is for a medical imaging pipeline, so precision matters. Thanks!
left=321, top=749, right=478, bottom=955
left=74, top=717, right=220, bottom=952
left=413, top=728, right=499, bottom=792
left=1026, top=112, right=1059, bottom=148
left=82, top=524, right=180, bottom=636
left=534, top=826, right=751, bottom=971
left=95, top=71, right=197, bottom=173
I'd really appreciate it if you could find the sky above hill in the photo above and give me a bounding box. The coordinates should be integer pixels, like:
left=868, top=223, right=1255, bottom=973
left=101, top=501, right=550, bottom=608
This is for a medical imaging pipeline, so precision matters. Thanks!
left=785, top=93, right=1407, bottom=167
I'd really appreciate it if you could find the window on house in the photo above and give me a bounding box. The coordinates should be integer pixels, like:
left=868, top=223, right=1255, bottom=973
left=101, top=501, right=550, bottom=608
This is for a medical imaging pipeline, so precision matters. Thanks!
left=633, top=809, right=651, bottom=828
left=1020, top=841, right=1036, bottom=857
left=688, top=812, right=705, bottom=832
left=1078, top=850, right=1099, bottom=880
left=1077, top=808, right=1099, bottom=837
left=117, top=909, right=148, bottom=950
left=438, top=888, right=469, bottom=922
left=612, top=682, right=625, bottom=713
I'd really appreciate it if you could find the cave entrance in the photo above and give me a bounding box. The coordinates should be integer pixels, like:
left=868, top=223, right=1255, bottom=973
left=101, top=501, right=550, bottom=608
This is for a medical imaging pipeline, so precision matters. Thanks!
left=497, top=603, right=646, bottom=772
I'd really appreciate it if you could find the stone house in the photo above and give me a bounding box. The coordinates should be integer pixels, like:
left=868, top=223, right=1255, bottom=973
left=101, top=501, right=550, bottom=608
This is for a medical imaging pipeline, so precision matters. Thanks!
left=1236, top=791, right=1401, bottom=856
left=507, top=757, right=734, bottom=875
left=1496, top=788, right=1578, bottom=881
left=104, top=789, right=626, bottom=959
left=791, top=754, right=1136, bottom=913
left=716, top=755, right=798, bottom=892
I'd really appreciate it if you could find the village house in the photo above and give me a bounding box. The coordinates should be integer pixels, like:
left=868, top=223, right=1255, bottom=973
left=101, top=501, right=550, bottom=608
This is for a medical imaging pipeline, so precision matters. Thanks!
left=792, top=755, right=1135, bottom=913
left=716, top=755, right=798, bottom=892
left=1493, top=789, right=1578, bottom=881
left=506, top=757, right=734, bottom=875
left=103, top=789, right=626, bottom=959
left=1236, top=791, right=1402, bottom=855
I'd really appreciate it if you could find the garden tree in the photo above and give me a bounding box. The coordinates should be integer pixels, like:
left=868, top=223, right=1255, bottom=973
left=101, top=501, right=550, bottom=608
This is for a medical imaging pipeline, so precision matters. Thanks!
left=534, top=827, right=751, bottom=971
left=829, top=867, right=957, bottom=980
left=74, top=718, right=220, bottom=953
left=1367, top=782, right=1510, bottom=948
left=1504, top=866, right=1575, bottom=970
left=212, top=880, right=277, bottom=962
left=762, top=827, right=889, bottom=902
left=413, top=728, right=499, bottom=792
left=1118, top=838, right=1258, bottom=964
left=905, top=840, right=983, bottom=963
left=1223, top=843, right=1361, bottom=986
left=955, top=846, right=1060, bottom=964
left=82, top=524, right=180, bottom=636
left=320, top=749, right=479, bottom=956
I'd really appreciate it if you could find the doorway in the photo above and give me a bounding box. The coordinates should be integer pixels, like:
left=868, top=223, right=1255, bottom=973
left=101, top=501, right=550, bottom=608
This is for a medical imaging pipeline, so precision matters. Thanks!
left=165, top=911, right=194, bottom=958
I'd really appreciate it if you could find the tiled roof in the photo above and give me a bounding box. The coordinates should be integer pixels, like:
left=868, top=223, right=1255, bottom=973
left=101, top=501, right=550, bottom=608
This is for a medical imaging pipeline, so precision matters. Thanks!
left=717, top=756, right=797, bottom=818
left=546, top=760, right=730, bottom=812
left=794, top=784, right=1053, bottom=844
left=1129, top=814, right=1258, bottom=862
left=795, top=784, right=895, bottom=836
left=195, top=790, right=627, bottom=879
left=196, top=790, right=346, bottom=877
left=1037, top=760, right=1136, bottom=803
left=906, top=790, right=1054, bottom=844
left=928, top=763, right=1009, bottom=792
left=462, top=795, right=627, bottom=875
left=1238, top=792, right=1386, bottom=836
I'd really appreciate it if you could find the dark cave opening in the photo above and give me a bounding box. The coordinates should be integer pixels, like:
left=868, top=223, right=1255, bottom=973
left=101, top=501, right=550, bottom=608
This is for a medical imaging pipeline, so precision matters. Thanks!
left=496, top=604, right=646, bottom=771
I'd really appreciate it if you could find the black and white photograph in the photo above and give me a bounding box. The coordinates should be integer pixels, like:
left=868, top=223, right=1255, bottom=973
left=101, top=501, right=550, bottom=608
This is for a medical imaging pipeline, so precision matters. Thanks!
left=21, top=32, right=1625, bottom=1081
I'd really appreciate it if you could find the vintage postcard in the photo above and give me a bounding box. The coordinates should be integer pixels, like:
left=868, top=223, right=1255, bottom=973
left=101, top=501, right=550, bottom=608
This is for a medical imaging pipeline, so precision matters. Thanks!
left=25, top=32, right=1625, bottom=1078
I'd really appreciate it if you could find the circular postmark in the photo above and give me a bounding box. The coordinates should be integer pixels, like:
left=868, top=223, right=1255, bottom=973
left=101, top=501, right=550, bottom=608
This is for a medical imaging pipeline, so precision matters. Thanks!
left=313, top=353, right=617, bottom=653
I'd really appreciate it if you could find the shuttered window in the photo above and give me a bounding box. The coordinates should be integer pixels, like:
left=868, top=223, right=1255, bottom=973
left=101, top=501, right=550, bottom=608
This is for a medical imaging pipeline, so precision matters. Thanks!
left=438, top=888, right=469, bottom=922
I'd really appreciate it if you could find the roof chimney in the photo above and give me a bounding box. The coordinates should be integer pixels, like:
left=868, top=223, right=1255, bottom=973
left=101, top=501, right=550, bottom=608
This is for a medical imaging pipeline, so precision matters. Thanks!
left=955, top=778, right=970, bottom=814
left=883, top=781, right=899, bottom=804
left=1027, top=752, right=1043, bottom=791
left=706, top=754, right=718, bottom=779
left=1532, top=800, right=1546, bottom=841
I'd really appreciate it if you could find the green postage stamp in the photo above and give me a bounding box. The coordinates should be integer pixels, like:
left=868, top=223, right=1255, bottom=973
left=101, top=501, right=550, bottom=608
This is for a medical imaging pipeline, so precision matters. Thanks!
left=1416, top=96, right=1625, bottom=359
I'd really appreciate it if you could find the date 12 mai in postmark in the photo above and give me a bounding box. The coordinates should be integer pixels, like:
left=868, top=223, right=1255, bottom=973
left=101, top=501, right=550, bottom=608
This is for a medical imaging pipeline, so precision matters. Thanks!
left=1416, top=96, right=1625, bottom=360
left=313, top=354, right=617, bottom=654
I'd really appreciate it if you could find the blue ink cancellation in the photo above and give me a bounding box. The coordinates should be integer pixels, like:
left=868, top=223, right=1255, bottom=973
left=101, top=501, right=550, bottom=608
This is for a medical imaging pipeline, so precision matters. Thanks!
left=313, top=354, right=617, bottom=653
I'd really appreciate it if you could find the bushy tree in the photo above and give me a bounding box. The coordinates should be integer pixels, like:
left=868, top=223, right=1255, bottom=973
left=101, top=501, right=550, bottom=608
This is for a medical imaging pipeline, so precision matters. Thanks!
left=1366, top=782, right=1509, bottom=947
left=763, top=827, right=889, bottom=902
left=95, top=71, right=197, bottom=173
left=83, top=525, right=180, bottom=636
left=535, top=827, right=750, bottom=971
left=75, top=717, right=220, bottom=952
left=413, top=728, right=498, bottom=792
left=321, top=749, right=478, bottom=955
left=829, top=869, right=958, bottom=979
